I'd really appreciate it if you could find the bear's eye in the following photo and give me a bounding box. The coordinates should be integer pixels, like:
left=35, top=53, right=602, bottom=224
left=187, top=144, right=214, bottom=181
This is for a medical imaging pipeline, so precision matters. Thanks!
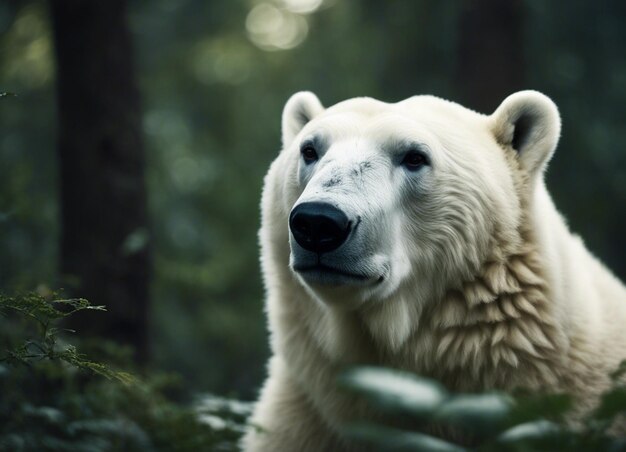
left=401, top=151, right=428, bottom=171
left=301, top=144, right=318, bottom=164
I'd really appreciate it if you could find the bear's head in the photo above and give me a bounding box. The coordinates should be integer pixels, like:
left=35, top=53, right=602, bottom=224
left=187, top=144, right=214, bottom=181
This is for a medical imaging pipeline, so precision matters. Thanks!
left=263, top=91, right=560, bottom=335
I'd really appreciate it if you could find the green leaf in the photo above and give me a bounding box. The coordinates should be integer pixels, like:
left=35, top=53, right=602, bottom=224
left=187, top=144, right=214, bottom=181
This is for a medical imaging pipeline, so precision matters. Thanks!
left=56, top=345, right=136, bottom=384
left=344, top=422, right=466, bottom=452
left=51, top=297, right=106, bottom=315
left=508, top=393, right=572, bottom=424
left=21, top=405, right=66, bottom=425
left=434, top=393, right=513, bottom=434
left=593, top=387, right=626, bottom=420
left=497, top=420, right=561, bottom=443
left=339, top=367, right=448, bottom=416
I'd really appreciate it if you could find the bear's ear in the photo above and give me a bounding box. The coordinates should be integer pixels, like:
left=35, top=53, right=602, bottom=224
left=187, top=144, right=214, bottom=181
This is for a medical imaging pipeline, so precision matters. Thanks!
left=491, top=91, right=561, bottom=177
left=282, top=91, right=324, bottom=146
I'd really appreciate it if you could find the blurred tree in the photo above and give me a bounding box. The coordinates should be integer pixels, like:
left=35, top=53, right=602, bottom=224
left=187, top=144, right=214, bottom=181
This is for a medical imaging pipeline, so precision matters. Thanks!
left=50, top=0, right=150, bottom=361
left=456, top=0, right=525, bottom=112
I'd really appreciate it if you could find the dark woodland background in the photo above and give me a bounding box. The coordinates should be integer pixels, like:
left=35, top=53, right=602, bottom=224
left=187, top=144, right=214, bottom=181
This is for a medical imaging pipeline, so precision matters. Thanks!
left=1, top=0, right=625, bottom=406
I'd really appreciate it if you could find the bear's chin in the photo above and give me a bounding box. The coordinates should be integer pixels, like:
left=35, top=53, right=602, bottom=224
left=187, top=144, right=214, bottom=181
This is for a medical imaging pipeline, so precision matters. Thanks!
left=293, top=268, right=388, bottom=310
left=293, top=264, right=381, bottom=285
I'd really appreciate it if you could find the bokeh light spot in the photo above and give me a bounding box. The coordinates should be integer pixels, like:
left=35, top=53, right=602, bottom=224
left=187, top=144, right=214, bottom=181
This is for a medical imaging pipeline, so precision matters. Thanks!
left=246, top=3, right=308, bottom=51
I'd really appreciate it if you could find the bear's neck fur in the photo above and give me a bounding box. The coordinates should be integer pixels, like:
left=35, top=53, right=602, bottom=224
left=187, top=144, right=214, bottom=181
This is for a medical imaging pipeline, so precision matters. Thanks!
left=413, top=244, right=569, bottom=390
left=356, top=156, right=575, bottom=392
left=350, top=233, right=571, bottom=392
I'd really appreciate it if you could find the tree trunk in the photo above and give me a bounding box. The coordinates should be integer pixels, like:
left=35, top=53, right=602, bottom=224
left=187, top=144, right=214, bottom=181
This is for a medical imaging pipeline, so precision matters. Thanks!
left=50, top=0, right=150, bottom=361
left=456, top=0, right=525, bottom=113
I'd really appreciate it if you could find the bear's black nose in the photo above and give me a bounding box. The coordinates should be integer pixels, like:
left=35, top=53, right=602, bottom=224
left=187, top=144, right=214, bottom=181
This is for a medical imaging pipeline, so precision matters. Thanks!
left=289, top=202, right=351, bottom=254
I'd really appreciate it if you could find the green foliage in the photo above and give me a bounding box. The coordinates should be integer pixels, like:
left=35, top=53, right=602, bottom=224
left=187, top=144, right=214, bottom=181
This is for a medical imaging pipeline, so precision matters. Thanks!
left=346, top=423, right=466, bottom=452
left=0, top=292, right=127, bottom=381
left=340, top=367, right=626, bottom=451
left=0, top=292, right=249, bottom=451
left=338, top=367, right=447, bottom=416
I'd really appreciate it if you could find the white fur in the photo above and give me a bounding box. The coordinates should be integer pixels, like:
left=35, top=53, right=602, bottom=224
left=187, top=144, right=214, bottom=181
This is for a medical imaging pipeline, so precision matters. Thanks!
left=242, top=91, right=626, bottom=451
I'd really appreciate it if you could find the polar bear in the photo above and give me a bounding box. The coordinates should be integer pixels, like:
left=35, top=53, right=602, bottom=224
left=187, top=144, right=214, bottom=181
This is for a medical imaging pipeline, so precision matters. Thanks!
left=242, top=91, right=626, bottom=451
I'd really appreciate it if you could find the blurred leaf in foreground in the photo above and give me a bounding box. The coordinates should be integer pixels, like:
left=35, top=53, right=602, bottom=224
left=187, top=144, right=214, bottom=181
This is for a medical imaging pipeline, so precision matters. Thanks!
left=495, top=419, right=565, bottom=450
left=345, top=422, right=466, bottom=452
left=434, top=393, right=513, bottom=435
left=339, top=367, right=447, bottom=416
